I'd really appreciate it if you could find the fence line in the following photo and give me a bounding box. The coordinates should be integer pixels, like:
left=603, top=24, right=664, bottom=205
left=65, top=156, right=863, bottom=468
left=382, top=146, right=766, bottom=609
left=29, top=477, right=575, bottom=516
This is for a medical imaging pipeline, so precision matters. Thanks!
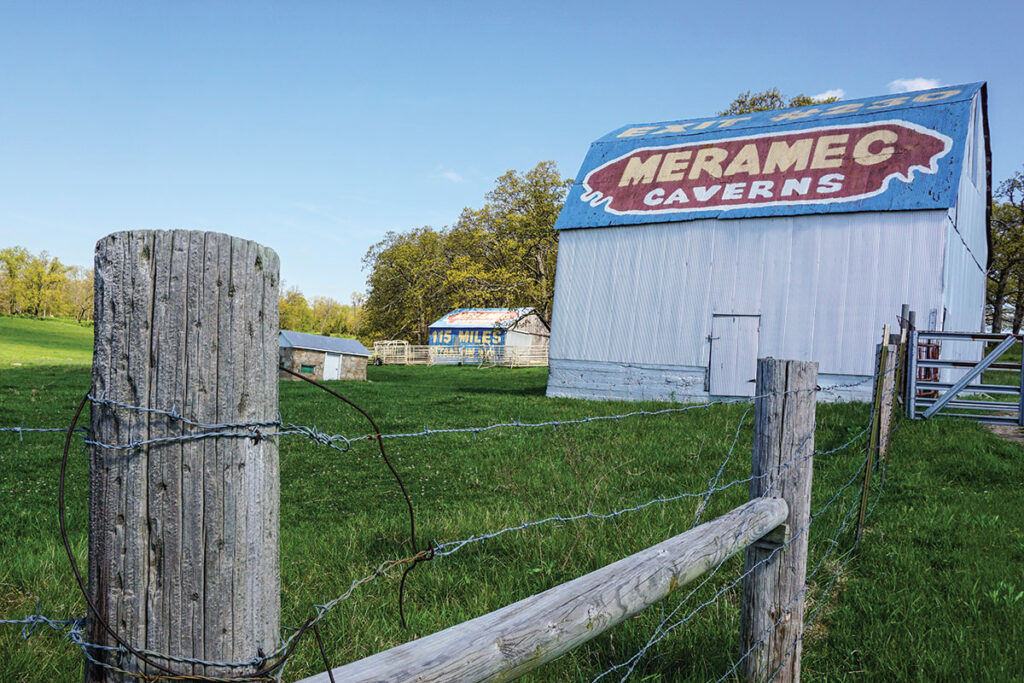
left=1, top=401, right=874, bottom=676
left=1, top=359, right=896, bottom=680
left=0, top=372, right=884, bottom=450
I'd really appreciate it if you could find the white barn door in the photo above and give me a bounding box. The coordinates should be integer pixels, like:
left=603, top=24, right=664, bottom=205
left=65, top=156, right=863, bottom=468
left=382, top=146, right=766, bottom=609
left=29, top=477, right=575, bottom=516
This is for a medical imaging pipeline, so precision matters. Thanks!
left=709, top=315, right=760, bottom=397
left=323, top=353, right=342, bottom=380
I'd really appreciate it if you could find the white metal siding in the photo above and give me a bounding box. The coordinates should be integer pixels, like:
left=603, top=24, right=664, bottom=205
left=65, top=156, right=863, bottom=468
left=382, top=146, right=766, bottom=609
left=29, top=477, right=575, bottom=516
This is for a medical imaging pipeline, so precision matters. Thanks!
left=941, top=92, right=988, bottom=336
left=936, top=92, right=988, bottom=376
left=504, top=330, right=532, bottom=348
left=549, top=210, right=948, bottom=393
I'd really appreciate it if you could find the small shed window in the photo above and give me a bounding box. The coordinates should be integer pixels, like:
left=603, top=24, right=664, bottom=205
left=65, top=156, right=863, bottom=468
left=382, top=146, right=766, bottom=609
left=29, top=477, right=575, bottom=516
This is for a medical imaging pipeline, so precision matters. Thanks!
left=300, top=364, right=315, bottom=374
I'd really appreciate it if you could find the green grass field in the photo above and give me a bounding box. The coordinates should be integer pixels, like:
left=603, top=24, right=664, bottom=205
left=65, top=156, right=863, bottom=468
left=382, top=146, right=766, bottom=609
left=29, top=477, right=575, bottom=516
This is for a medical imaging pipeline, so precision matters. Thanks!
left=0, top=316, right=93, bottom=367
left=1, top=316, right=1023, bottom=681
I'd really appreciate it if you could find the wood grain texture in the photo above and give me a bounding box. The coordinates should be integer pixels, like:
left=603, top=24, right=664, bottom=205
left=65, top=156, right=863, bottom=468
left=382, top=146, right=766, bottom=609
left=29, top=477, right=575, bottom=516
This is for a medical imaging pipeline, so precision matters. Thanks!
left=297, top=497, right=788, bottom=683
left=87, top=231, right=280, bottom=681
left=877, top=344, right=897, bottom=464
left=739, top=358, right=817, bottom=683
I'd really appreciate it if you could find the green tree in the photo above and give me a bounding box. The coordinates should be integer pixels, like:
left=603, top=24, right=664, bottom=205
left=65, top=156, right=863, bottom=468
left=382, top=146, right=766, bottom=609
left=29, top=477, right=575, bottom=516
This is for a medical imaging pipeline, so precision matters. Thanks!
left=448, top=161, right=571, bottom=323
left=360, top=162, right=571, bottom=343
left=63, top=266, right=94, bottom=323
left=362, top=227, right=450, bottom=343
left=0, top=246, right=31, bottom=314
left=20, top=251, right=68, bottom=317
left=279, top=285, right=315, bottom=332
left=989, top=168, right=1024, bottom=332
left=719, top=88, right=840, bottom=116
left=349, top=291, right=365, bottom=337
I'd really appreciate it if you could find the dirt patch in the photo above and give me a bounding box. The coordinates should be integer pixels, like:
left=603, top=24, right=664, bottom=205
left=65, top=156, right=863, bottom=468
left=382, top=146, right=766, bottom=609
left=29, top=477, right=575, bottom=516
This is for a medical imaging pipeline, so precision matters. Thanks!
left=984, top=423, right=1024, bottom=447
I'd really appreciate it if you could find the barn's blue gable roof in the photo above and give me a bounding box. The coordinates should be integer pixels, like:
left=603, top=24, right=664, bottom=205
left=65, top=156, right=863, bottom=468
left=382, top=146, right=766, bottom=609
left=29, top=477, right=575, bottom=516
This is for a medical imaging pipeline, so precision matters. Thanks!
left=279, top=330, right=371, bottom=357
left=556, top=82, right=985, bottom=229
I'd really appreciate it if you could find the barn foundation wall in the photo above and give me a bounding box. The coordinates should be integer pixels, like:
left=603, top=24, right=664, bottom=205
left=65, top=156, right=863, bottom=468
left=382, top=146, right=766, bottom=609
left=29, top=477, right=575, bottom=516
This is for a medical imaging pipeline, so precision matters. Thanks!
left=546, top=359, right=872, bottom=403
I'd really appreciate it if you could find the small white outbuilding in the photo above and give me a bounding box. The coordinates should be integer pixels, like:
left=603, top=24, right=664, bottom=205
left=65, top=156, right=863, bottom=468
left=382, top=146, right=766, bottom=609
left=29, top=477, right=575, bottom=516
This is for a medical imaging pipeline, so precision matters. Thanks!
left=547, top=82, right=990, bottom=402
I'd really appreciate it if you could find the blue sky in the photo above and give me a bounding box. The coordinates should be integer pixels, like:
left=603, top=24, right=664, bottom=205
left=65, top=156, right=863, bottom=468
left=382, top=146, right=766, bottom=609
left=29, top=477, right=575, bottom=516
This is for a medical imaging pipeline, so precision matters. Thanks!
left=2, top=1, right=1021, bottom=303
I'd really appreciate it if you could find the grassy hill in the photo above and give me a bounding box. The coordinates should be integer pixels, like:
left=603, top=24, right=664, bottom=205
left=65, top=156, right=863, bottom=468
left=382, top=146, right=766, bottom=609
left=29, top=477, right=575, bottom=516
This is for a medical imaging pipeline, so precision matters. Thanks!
left=0, top=315, right=92, bottom=367
left=0, top=317, right=1022, bottom=680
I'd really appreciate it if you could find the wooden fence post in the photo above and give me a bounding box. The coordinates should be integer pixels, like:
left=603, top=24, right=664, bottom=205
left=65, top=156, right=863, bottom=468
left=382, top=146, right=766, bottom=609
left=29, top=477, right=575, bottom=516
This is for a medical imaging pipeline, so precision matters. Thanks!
left=739, top=358, right=817, bottom=682
left=857, top=327, right=890, bottom=541
left=88, top=230, right=280, bottom=680
left=877, top=339, right=899, bottom=480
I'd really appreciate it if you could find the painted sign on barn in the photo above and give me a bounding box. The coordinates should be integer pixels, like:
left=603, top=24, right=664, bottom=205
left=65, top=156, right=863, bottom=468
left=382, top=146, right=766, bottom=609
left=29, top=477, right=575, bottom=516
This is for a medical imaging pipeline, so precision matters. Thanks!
left=427, top=308, right=537, bottom=364
left=556, top=83, right=982, bottom=228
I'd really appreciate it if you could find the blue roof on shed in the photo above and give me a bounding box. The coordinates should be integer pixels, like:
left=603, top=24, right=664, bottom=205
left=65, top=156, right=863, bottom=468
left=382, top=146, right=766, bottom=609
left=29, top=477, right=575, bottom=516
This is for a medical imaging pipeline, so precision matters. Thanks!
left=279, top=330, right=371, bottom=357
left=556, top=82, right=986, bottom=229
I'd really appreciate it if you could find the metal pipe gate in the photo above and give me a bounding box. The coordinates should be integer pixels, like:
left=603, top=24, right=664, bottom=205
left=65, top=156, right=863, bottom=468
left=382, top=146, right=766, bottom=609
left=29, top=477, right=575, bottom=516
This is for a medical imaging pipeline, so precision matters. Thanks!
left=906, top=330, right=1024, bottom=425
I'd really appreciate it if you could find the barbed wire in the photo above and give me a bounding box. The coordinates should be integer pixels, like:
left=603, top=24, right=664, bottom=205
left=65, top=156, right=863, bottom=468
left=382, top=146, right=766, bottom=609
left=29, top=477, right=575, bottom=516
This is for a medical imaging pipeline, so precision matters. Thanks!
left=0, top=371, right=883, bottom=450
left=1, top=411, right=870, bottom=676
left=762, top=457, right=890, bottom=683
left=613, top=376, right=897, bottom=682
left=0, top=362, right=894, bottom=680
left=594, top=420, right=874, bottom=682
left=716, top=452, right=881, bottom=682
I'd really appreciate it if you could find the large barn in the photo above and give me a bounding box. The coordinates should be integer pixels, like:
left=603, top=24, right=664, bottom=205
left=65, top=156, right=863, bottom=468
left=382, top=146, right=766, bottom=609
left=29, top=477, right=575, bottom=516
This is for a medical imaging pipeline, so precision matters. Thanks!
left=547, top=83, right=990, bottom=402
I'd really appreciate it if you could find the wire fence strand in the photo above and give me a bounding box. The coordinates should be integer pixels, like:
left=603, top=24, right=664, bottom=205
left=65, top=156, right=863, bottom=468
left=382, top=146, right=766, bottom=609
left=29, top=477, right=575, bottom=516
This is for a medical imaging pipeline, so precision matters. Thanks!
left=1, top=361, right=897, bottom=681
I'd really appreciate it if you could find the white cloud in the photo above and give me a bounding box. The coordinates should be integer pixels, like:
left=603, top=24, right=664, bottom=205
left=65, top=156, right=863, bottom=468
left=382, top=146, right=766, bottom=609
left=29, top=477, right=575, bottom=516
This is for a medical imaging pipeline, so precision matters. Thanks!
left=434, top=165, right=465, bottom=184
left=812, top=88, right=845, bottom=101
left=888, top=78, right=942, bottom=93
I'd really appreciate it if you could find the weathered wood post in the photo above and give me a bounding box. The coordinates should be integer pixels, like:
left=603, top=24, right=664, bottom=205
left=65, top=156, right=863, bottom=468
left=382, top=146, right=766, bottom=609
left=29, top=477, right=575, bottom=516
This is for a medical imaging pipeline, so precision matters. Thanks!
left=88, top=231, right=280, bottom=680
left=876, top=338, right=899, bottom=481
left=858, top=327, right=891, bottom=540
left=739, top=358, right=817, bottom=682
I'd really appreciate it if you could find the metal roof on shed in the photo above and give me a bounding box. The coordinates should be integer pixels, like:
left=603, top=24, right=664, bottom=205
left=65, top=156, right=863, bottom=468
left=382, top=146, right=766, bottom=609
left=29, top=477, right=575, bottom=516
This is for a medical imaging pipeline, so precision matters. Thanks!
left=429, top=308, right=536, bottom=330
left=556, top=82, right=987, bottom=229
left=279, top=330, right=371, bottom=357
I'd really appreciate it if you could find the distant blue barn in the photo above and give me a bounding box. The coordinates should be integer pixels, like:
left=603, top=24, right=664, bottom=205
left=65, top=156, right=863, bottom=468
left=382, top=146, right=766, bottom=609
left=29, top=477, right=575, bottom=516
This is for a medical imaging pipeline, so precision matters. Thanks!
left=547, top=83, right=990, bottom=402
left=428, top=308, right=549, bottom=364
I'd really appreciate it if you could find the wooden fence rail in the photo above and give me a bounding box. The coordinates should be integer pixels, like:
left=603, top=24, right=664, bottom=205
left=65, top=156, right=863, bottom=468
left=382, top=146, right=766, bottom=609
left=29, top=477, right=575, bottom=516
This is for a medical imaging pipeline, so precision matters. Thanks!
left=300, top=357, right=817, bottom=683
left=296, top=498, right=788, bottom=683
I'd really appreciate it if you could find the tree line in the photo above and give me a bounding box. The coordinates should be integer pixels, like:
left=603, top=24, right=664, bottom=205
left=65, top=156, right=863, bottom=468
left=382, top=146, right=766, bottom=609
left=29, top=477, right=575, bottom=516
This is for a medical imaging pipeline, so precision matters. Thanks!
left=0, top=244, right=368, bottom=339
left=278, top=286, right=365, bottom=340
left=0, top=247, right=94, bottom=322
left=360, top=161, right=571, bottom=343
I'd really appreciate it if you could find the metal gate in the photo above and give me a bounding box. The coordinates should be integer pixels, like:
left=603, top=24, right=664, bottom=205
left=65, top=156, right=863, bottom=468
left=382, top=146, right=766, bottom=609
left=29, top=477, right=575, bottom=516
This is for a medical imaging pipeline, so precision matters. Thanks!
left=906, top=330, right=1024, bottom=425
